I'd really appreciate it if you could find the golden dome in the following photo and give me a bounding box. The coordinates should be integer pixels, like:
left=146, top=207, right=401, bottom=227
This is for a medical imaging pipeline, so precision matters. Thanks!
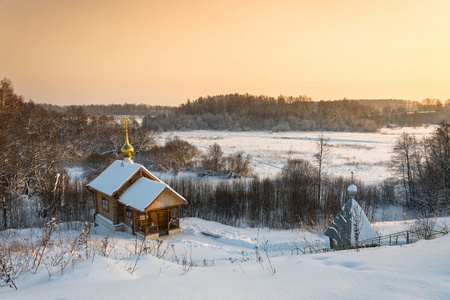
left=121, top=118, right=134, bottom=158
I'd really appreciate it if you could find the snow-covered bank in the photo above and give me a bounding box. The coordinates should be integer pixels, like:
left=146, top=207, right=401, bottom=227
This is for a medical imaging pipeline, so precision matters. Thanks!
left=163, top=127, right=435, bottom=184
left=2, top=217, right=449, bottom=299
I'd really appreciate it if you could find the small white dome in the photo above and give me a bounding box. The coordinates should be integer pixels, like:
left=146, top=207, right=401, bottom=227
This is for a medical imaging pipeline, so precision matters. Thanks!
left=347, top=184, right=357, bottom=195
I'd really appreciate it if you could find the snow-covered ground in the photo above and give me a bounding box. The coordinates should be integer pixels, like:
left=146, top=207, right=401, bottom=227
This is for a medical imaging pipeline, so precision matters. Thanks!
left=4, top=127, right=445, bottom=298
left=162, top=126, right=436, bottom=184
left=3, top=217, right=449, bottom=299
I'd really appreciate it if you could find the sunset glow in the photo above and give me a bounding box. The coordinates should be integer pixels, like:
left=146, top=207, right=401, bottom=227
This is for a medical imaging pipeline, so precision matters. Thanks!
left=1, top=0, right=449, bottom=105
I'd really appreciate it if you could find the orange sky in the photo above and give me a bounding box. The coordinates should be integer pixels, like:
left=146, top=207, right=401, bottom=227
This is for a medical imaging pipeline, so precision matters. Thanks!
left=1, top=0, right=449, bottom=106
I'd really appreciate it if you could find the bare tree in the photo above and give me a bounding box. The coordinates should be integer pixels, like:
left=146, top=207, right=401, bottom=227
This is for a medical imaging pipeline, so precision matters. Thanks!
left=422, top=123, right=450, bottom=212
left=164, top=136, right=199, bottom=175
left=225, top=151, right=252, bottom=177
left=128, top=121, right=158, bottom=156
left=0, top=78, right=23, bottom=113
left=351, top=204, right=362, bottom=251
left=201, top=143, right=224, bottom=173
left=313, top=134, right=331, bottom=205
left=392, top=133, right=422, bottom=208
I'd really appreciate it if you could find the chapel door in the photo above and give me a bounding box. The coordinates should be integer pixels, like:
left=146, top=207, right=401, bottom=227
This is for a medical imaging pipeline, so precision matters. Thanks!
left=158, top=209, right=170, bottom=236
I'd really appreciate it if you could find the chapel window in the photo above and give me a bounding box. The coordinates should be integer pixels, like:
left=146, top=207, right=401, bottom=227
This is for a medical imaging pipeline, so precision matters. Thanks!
left=102, top=198, right=109, bottom=212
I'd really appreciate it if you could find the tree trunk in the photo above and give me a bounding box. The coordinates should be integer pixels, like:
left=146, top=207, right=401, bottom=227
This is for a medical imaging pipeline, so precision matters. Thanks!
left=2, top=196, right=7, bottom=230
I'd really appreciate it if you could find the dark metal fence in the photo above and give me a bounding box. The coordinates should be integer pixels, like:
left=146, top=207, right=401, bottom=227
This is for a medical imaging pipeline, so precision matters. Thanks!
left=357, top=228, right=448, bottom=248
left=292, top=228, right=448, bottom=255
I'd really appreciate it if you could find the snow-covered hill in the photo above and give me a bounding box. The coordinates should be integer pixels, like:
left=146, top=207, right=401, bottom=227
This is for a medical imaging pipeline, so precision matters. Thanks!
left=3, top=217, right=449, bottom=299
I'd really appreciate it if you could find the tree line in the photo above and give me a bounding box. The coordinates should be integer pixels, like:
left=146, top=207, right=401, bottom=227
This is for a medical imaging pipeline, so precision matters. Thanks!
left=392, top=124, right=450, bottom=215
left=41, top=103, right=173, bottom=117
left=144, top=94, right=382, bottom=132
left=41, top=93, right=450, bottom=132
left=166, top=160, right=393, bottom=230
left=143, top=94, right=450, bottom=132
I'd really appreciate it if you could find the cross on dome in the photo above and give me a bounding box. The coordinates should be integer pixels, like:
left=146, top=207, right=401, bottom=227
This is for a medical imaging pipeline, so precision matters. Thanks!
left=347, top=171, right=357, bottom=199
left=121, top=118, right=134, bottom=162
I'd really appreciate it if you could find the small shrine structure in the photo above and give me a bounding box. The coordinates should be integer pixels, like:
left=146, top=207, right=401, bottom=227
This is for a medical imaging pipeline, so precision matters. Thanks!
left=325, top=174, right=377, bottom=249
left=87, top=119, right=187, bottom=239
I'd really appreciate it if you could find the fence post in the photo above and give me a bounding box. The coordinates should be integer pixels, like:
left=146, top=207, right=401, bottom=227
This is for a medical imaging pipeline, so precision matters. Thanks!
left=406, top=231, right=409, bottom=244
left=425, top=229, right=428, bottom=240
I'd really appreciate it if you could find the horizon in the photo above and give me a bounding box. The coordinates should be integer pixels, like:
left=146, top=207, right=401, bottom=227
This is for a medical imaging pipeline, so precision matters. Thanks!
left=1, top=0, right=449, bottom=106
left=36, top=96, right=425, bottom=108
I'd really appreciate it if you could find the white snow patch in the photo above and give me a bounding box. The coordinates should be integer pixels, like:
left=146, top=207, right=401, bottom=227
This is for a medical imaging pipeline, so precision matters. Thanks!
left=3, top=217, right=449, bottom=299
left=163, top=127, right=436, bottom=184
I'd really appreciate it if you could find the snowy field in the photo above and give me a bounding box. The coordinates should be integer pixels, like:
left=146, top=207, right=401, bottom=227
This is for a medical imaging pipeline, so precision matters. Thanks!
left=2, top=217, right=449, bottom=299
left=162, top=126, right=436, bottom=184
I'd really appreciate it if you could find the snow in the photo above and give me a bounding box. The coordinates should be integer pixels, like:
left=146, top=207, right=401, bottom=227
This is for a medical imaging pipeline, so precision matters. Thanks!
left=163, top=126, right=436, bottom=184
left=119, top=177, right=167, bottom=211
left=95, top=213, right=114, bottom=225
left=86, top=159, right=187, bottom=209
left=347, top=184, right=357, bottom=194
left=66, top=167, right=84, bottom=181
left=350, top=199, right=377, bottom=243
left=2, top=217, right=449, bottom=299
left=87, top=160, right=148, bottom=196
left=5, top=126, right=446, bottom=298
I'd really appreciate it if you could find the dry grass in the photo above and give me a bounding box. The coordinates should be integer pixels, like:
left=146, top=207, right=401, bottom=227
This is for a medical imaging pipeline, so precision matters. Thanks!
left=332, top=144, right=374, bottom=151
left=198, top=136, right=224, bottom=140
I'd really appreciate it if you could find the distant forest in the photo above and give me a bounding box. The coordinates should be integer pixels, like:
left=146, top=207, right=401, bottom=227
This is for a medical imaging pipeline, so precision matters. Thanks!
left=43, top=94, right=450, bottom=132
left=41, top=103, right=173, bottom=117
left=144, top=95, right=450, bottom=132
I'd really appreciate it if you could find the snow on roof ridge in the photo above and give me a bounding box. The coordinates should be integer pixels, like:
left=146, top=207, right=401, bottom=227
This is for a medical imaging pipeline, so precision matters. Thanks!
left=118, top=177, right=168, bottom=211
left=137, top=165, right=187, bottom=203
left=87, top=160, right=144, bottom=196
left=86, top=160, right=187, bottom=203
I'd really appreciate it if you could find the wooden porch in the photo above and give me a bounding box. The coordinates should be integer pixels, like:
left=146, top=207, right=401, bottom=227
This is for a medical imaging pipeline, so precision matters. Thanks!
left=135, top=205, right=181, bottom=238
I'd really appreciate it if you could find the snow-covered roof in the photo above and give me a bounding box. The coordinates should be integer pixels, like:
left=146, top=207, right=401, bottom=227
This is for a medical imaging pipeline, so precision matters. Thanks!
left=118, top=177, right=167, bottom=211
left=87, top=160, right=158, bottom=197
left=325, top=198, right=377, bottom=247
left=87, top=160, right=187, bottom=208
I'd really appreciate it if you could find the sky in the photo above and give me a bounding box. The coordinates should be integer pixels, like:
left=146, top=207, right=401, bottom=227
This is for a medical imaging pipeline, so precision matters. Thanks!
left=1, top=0, right=450, bottom=106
